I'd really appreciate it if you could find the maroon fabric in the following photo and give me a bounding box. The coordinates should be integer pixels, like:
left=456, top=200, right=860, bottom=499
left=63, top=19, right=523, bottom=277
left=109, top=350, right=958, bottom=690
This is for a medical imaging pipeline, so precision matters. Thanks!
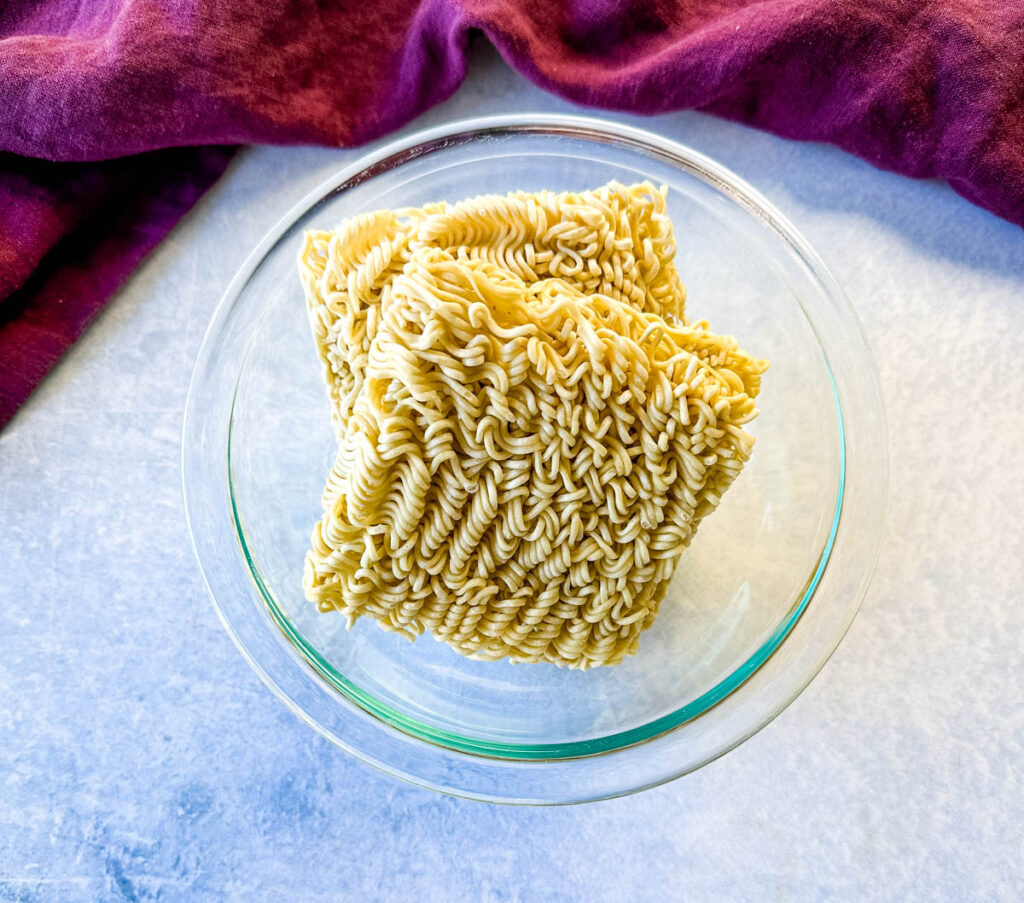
left=0, top=148, right=234, bottom=423
left=2, top=1, right=1022, bottom=426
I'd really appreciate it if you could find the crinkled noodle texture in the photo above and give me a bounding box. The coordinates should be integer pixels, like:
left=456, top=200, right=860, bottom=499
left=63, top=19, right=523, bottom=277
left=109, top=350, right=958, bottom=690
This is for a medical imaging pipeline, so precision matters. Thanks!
left=300, top=181, right=767, bottom=668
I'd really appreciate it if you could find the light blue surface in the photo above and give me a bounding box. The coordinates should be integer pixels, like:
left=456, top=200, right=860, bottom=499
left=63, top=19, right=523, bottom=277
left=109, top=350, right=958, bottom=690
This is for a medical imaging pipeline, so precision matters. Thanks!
left=2, top=48, right=1022, bottom=901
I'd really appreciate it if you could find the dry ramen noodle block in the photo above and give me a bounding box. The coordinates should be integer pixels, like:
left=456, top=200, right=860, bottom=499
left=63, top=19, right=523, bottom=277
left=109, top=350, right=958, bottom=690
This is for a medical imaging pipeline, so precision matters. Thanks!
left=300, top=185, right=767, bottom=668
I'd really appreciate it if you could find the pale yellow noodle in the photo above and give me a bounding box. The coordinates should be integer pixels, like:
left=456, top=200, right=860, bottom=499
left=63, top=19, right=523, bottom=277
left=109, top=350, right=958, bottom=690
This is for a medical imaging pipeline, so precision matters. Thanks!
left=300, top=181, right=767, bottom=668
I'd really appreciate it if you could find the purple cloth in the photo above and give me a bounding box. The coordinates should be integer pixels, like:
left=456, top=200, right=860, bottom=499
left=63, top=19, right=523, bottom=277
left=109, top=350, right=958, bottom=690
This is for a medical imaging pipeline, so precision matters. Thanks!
left=0, top=149, right=234, bottom=423
left=2, top=0, right=1022, bottom=426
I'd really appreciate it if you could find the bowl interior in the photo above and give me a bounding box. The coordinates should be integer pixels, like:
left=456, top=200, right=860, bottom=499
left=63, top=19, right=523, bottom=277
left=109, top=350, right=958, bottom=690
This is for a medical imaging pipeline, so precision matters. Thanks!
left=226, top=132, right=843, bottom=757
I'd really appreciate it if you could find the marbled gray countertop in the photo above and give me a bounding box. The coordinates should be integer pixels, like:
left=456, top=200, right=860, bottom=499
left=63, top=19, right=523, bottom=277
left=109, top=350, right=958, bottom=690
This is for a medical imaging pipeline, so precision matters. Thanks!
left=2, top=49, right=1022, bottom=902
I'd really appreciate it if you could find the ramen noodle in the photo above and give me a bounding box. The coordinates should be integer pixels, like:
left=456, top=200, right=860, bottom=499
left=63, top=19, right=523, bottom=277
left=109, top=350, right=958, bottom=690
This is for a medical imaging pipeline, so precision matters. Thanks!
left=300, top=181, right=767, bottom=668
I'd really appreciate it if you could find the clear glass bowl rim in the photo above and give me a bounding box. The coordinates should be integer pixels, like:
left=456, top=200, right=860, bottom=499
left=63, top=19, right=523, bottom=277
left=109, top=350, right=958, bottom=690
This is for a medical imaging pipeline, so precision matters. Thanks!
left=182, top=113, right=889, bottom=804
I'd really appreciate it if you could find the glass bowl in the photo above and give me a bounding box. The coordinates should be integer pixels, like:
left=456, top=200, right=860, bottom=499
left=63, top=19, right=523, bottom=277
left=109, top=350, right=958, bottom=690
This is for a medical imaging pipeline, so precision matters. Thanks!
left=183, top=114, right=887, bottom=804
